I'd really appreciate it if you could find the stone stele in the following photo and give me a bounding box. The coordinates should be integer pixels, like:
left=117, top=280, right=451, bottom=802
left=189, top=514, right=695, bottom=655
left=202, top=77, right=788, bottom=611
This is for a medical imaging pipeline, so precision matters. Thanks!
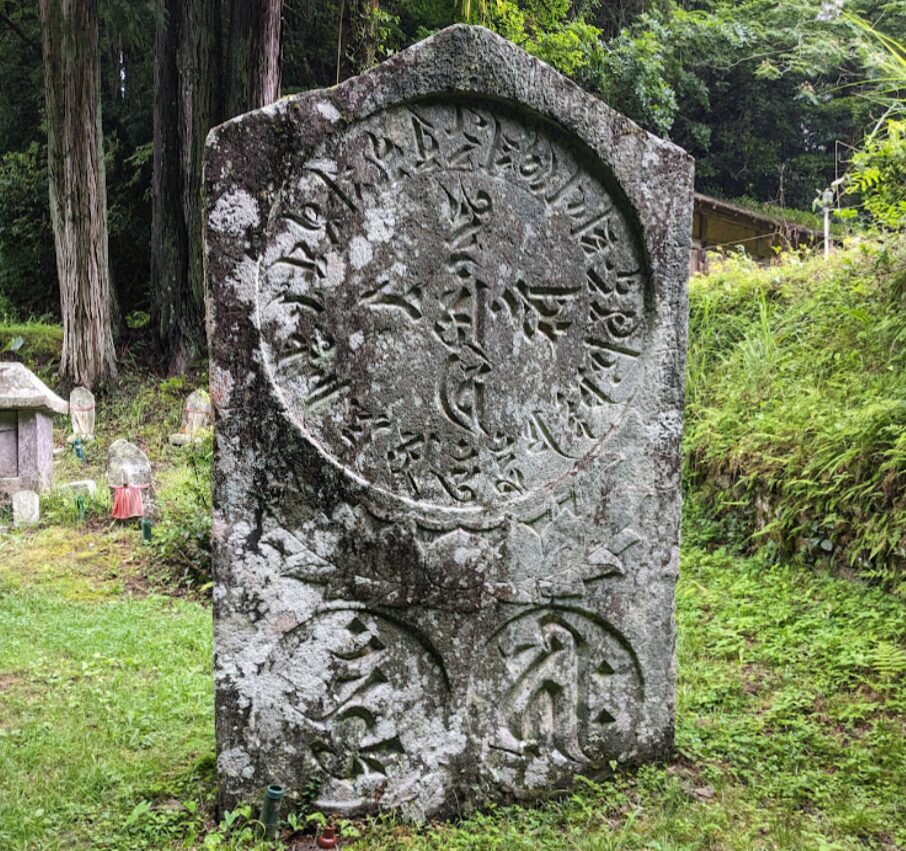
left=69, top=386, right=96, bottom=442
left=106, top=439, right=151, bottom=488
left=169, top=388, right=213, bottom=446
left=206, top=25, right=693, bottom=821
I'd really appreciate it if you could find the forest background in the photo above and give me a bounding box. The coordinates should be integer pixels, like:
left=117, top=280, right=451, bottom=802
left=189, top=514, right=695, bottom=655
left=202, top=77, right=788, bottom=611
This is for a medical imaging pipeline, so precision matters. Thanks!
left=1, top=0, right=904, bottom=385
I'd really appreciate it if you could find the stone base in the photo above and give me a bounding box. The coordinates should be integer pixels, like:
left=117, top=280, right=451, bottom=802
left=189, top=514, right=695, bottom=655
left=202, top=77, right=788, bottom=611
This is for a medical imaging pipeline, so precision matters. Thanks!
left=12, top=490, right=39, bottom=526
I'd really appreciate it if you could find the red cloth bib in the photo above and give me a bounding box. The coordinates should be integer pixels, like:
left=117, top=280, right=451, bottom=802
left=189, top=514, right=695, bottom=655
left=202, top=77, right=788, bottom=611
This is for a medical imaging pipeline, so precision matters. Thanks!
left=112, top=485, right=147, bottom=519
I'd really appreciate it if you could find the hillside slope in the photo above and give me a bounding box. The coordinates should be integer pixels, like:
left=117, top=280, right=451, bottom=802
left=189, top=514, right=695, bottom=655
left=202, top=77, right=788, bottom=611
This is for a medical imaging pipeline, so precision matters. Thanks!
left=685, top=238, right=906, bottom=591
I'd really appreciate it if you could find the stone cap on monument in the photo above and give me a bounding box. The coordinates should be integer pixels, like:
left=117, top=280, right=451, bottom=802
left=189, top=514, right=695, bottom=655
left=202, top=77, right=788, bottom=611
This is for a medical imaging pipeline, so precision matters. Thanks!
left=0, top=363, right=69, bottom=416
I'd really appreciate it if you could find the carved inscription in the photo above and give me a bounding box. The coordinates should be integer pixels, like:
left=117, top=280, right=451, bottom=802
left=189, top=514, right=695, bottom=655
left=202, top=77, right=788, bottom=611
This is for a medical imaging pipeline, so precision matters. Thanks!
left=490, top=607, right=643, bottom=775
left=259, top=101, right=649, bottom=509
left=258, top=608, right=449, bottom=813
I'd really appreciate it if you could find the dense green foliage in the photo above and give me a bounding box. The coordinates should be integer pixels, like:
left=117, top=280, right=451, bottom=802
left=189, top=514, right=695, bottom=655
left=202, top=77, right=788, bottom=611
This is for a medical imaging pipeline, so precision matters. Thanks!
left=685, top=238, right=906, bottom=589
left=846, top=119, right=906, bottom=228
left=1, top=1, right=904, bottom=323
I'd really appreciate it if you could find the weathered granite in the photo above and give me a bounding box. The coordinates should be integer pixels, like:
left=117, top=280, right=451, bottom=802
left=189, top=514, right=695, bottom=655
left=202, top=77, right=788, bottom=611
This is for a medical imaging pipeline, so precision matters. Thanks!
left=69, top=386, right=96, bottom=442
left=106, top=439, right=151, bottom=488
left=0, top=363, right=69, bottom=416
left=0, top=364, right=67, bottom=496
left=206, top=25, right=693, bottom=820
left=169, top=389, right=213, bottom=446
left=12, top=489, right=39, bottom=526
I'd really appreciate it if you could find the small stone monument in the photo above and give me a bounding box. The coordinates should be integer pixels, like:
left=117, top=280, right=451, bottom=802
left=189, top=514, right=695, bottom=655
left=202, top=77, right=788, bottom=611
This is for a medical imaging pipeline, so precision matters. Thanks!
left=0, top=362, right=68, bottom=497
left=68, top=386, right=96, bottom=443
left=168, top=389, right=212, bottom=446
left=12, top=489, right=39, bottom=527
left=106, top=439, right=152, bottom=519
left=206, top=26, right=693, bottom=819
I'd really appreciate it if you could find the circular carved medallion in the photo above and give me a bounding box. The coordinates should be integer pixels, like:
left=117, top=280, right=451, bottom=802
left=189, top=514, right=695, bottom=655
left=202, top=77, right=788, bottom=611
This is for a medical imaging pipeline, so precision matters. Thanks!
left=259, top=101, right=650, bottom=513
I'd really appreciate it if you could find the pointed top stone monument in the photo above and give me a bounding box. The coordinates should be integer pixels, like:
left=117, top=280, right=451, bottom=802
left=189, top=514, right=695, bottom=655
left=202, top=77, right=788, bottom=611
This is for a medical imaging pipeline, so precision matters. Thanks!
left=206, top=25, right=693, bottom=820
left=169, top=388, right=212, bottom=446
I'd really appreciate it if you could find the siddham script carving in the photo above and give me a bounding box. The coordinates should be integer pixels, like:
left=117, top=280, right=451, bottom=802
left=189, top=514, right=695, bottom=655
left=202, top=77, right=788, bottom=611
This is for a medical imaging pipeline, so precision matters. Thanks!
left=256, top=607, right=450, bottom=813
left=489, top=607, right=643, bottom=776
left=259, top=101, right=650, bottom=510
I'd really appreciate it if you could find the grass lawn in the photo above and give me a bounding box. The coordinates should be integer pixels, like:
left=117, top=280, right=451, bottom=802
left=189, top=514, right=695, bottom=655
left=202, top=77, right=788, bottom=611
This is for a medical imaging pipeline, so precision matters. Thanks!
left=0, top=510, right=903, bottom=850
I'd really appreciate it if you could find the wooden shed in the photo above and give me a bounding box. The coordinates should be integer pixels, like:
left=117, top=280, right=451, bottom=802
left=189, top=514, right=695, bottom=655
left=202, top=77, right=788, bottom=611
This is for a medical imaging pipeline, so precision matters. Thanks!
left=691, top=194, right=822, bottom=274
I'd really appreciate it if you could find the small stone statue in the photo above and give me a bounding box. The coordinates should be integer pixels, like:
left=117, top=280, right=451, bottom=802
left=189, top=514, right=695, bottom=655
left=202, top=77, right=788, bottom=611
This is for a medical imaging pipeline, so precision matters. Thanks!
left=68, top=386, right=96, bottom=443
left=106, top=439, right=152, bottom=520
left=168, top=389, right=212, bottom=446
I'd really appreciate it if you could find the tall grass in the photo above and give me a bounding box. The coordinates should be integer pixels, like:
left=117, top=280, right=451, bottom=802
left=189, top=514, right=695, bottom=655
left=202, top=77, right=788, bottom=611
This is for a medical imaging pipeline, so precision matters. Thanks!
left=684, top=238, right=906, bottom=590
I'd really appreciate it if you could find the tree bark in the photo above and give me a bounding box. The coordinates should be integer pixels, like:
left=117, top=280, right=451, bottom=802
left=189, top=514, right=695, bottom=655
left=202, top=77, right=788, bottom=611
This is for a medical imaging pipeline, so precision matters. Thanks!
left=225, top=0, right=282, bottom=116
left=39, top=0, right=117, bottom=388
left=151, top=0, right=282, bottom=370
left=151, top=0, right=218, bottom=372
left=337, top=0, right=379, bottom=83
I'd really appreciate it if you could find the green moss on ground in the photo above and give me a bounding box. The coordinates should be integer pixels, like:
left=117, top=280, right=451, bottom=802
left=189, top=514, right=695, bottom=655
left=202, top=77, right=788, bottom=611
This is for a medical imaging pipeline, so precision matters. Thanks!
left=685, top=238, right=906, bottom=590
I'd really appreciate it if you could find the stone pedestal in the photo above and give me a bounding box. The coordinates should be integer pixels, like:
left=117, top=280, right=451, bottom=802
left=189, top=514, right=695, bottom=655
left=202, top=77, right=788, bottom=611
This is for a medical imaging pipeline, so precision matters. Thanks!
left=12, top=490, right=39, bottom=526
left=206, top=25, right=693, bottom=820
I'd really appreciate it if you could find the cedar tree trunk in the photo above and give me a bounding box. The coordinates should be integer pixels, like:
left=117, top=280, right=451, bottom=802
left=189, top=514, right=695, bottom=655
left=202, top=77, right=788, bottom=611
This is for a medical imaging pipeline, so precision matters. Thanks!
left=151, top=0, right=218, bottom=373
left=337, top=0, right=379, bottom=82
left=39, top=0, right=117, bottom=387
left=225, top=0, right=282, bottom=116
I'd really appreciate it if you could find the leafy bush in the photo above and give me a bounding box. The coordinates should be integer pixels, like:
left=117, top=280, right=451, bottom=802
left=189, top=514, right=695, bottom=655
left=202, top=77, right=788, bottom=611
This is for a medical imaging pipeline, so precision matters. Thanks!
left=150, top=435, right=213, bottom=591
left=0, top=143, right=57, bottom=320
left=685, top=238, right=906, bottom=590
left=845, top=119, right=906, bottom=229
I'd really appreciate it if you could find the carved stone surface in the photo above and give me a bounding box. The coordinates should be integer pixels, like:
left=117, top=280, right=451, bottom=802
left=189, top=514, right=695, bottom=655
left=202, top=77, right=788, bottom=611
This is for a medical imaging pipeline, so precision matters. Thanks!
left=106, top=439, right=151, bottom=488
left=206, top=25, right=693, bottom=821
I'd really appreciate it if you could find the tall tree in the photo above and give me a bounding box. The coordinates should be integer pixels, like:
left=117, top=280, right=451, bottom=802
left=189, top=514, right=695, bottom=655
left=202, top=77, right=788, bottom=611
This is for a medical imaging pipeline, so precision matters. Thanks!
left=151, top=0, right=218, bottom=373
left=38, top=0, right=117, bottom=387
left=337, top=0, right=379, bottom=82
left=151, top=0, right=283, bottom=370
left=225, top=0, right=283, bottom=116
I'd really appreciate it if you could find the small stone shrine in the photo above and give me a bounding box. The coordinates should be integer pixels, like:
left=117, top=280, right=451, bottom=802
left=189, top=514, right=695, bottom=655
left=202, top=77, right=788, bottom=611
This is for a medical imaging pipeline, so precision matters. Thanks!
left=68, top=386, right=96, bottom=442
left=106, top=439, right=152, bottom=519
left=0, top=362, right=68, bottom=497
left=168, top=388, right=212, bottom=446
left=206, top=26, right=693, bottom=820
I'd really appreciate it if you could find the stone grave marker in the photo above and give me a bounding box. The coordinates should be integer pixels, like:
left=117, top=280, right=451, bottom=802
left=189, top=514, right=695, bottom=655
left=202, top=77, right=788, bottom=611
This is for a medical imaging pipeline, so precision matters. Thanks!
left=12, top=489, right=39, bottom=527
left=169, top=388, right=212, bottom=446
left=206, top=25, right=693, bottom=820
left=106, top=439, right=152, bottom=519
left=68, top=386, right=96, bottom=442
left=0, top=362, right=68, bottom=497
